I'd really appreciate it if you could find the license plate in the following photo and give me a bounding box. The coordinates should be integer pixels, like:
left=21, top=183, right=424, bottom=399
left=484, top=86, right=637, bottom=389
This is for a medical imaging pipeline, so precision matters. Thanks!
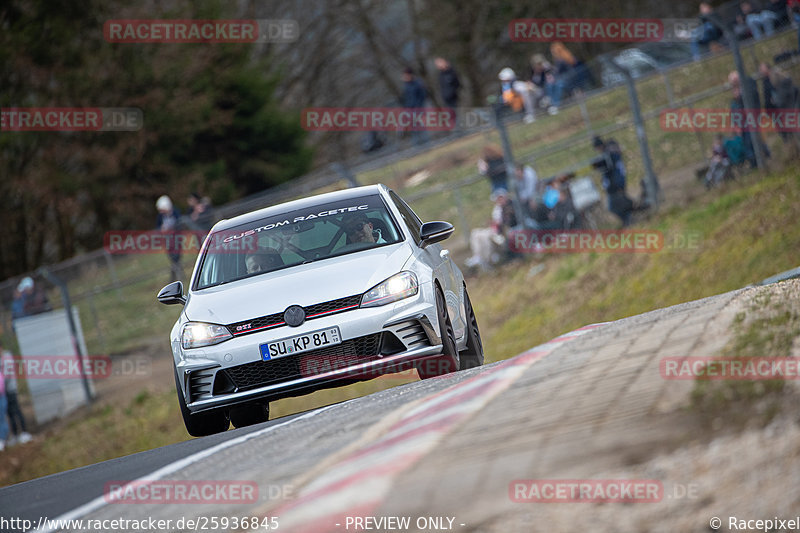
left=260, top=327, right=341, bottom=361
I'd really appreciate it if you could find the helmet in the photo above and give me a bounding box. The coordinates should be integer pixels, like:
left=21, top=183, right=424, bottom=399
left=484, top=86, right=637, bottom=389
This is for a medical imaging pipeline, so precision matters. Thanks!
left=498, top=67, right=516, bottom=81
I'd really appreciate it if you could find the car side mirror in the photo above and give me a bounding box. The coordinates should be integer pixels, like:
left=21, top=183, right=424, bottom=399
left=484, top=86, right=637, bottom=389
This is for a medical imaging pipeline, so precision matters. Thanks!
left=157, top=281, right=186, bottom=305
left=420, top=221, right=454, bottom=248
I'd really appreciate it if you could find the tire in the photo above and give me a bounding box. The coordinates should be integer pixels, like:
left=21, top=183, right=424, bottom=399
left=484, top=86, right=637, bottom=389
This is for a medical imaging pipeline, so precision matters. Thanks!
left=459, top=286, right=484, bottom=369
left=230, top=402, right=270, bottom=429
left=174, top=367, right=230, bottom=437
left=417, top=286, right=460, bottom=379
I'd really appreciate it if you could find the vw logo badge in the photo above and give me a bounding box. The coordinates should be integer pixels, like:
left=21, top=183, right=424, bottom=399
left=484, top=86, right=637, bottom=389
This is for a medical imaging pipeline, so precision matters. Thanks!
left=284, top=305, right=306, bottom=327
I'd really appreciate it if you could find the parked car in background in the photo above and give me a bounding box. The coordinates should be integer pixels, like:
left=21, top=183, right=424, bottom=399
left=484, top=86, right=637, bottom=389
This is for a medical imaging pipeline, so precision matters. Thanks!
left=597, top=43, right=695, bottom=88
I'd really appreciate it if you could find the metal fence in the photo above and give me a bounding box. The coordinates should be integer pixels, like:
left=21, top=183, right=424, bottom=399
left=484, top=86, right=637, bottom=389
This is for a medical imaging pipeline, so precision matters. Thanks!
left=2, top=25, right=799, bottom=360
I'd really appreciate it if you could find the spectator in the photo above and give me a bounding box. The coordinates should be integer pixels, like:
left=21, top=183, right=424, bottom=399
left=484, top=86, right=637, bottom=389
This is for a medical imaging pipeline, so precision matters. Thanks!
left=765, top=0, right=789, bottom=28
left=692, top=2, right=725, bottom=60
left=12, top=277, right=51, bottom=319
left=156, top=195, right=183, bottom=281
left=11, top=287, right=26, bottom=319
left=705, top=134, right=732, bottom=187
left=187, top=192, right=213, bottom=231
left=478, top=145, right=508, bottom=193
left=491, top=188, right=519, bottom=236
left=735, top=0, right=779, bottom=40
left=759, top=62, right=800, bottom=153
left=514, top=164, right=539, bottom=214
left=401, top=67, right=429, bottom=145
left=0, top=344, right=32, bottom=446
left=434, top=57, right=461, bottom=109
left=789, top=0, right=800, bottom=51
left=0, top=360, right=8, bottom=452
left=592, top=136, right=633, bottom=227
left=498, top=68, right=535, bottom=124
left=465, top=189, right=518, bottom=271
left=550, top=42, right=593, bottom=104
left=529, top=53, right=560, bottom=115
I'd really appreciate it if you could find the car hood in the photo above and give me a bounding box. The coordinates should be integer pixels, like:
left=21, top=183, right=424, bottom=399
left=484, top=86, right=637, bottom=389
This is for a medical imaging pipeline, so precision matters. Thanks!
left=184, top=242, right=413, bottom=325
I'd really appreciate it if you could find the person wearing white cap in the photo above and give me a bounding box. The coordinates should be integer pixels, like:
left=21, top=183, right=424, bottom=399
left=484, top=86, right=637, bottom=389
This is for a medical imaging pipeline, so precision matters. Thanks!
left=156, top=195, right=183, bottom=281
left=12, top=277, right=36, bottom=319
left=498, top=67, right=535, bottom=124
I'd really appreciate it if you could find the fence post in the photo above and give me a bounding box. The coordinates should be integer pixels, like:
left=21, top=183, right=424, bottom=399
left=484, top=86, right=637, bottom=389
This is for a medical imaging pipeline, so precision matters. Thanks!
left=492, top=104, right=526, bottom=225
left=453, top=187, right=471, bottom=249
left=608, top=58, right=662, bottom=208
left=88, top=287, right=108, bottom=357
left=102, top=249, right=122, bottom=302
left=577, top=91, right=594, bottom=136
left=688, top=101, right=708, bottom=163
left=705, top=13, right=767, bottom=171
left=661, top=70, right=676, bottom=107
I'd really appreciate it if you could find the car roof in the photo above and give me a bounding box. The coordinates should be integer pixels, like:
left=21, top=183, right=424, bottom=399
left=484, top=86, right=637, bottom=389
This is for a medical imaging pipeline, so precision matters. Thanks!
left=210, top=184, right=390, bottom=232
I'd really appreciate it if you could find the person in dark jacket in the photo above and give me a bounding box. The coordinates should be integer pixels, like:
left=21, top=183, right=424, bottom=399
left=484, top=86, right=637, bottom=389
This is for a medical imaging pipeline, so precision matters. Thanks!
left=401, top=67, right=427, bottom=109
left=692, top=2, right=725, bottom=60
left=759, top=62, right=800, bottom=152
left=478, top=144, right=508, bottom=193
left=156, top=195, right=183, bottom=281
left=401, top=67, right=428, bottom=144
left=592, top=137, right=633, bottom=227
left=434, top=57, right=461, bottom=109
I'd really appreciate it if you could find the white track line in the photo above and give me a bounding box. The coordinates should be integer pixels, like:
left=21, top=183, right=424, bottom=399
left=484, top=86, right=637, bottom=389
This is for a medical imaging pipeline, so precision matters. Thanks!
left=34, top=404, right=337, bottom=533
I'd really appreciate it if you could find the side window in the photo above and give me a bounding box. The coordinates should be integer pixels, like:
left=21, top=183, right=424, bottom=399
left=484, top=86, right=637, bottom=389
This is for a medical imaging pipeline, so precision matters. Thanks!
left=390, top=191, right=422, bottom=243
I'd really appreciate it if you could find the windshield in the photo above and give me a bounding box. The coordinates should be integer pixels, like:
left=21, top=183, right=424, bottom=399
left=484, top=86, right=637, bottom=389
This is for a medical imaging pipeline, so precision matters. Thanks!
left=194, top=194, right=403, bottom=290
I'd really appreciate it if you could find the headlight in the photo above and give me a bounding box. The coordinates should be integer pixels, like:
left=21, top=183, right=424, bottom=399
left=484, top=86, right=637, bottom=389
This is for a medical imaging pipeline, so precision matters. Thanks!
left=181, top=322, right=232, bottom=349
left=361, top=271, right=418, bottom=308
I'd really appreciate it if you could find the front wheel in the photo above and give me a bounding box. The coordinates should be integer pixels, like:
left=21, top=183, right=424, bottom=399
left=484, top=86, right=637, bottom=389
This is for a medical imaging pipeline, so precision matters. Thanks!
left=174, top=368, right=230, bottom=437
left=417, top=286, right=459, bottom=379
left=459, top=286, right=484, bottom=369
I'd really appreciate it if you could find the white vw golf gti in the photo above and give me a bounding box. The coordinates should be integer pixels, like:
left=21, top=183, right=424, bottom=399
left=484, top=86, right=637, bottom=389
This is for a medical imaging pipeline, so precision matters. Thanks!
left=158, top=185, right=483, bottom=436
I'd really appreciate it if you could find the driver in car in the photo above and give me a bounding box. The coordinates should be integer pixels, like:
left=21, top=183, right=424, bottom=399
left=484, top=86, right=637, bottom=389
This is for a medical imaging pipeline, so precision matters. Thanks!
left=245, top=248, right=283, bottom=274
left=342, top=212, right=386, bottom=245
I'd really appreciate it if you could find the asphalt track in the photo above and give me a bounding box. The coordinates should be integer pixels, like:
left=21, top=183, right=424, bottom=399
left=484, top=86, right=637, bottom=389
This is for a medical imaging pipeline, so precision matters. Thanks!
left=3, top=285, right=787, bottom=533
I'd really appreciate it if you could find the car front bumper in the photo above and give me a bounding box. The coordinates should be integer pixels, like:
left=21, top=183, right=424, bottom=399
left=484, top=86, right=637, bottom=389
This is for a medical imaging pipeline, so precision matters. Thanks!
left=176, top=292, right=442, bottom=413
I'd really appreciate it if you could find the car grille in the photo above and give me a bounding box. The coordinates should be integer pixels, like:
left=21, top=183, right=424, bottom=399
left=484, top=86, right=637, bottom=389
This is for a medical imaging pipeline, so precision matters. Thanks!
left=227, top=294, right=363, bottom=337
left=222, top=333, right=383, bottom=391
